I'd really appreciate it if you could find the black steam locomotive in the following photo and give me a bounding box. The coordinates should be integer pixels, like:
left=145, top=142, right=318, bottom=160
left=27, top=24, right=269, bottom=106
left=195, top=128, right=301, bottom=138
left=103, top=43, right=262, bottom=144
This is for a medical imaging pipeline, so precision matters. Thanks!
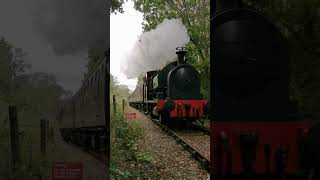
left=129, top=47, right=207, bottom=124
left=211, top=1, right=318, bottom=179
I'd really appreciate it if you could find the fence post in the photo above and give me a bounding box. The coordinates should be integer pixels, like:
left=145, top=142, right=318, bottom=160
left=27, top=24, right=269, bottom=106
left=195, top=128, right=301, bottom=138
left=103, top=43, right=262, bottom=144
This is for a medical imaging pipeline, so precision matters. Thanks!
left=122, top=99, right=125, bottom=112
left=40, top=116, right=46, bottom=156
left=113, top=95, right=116, bottom=114
left=9, top=105, right=20, bottom=171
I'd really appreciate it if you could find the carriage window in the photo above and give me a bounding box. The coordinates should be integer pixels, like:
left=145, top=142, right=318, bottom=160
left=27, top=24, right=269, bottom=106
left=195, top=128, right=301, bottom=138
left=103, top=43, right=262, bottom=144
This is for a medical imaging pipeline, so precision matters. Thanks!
left=95, top=72, right=97, bottom=85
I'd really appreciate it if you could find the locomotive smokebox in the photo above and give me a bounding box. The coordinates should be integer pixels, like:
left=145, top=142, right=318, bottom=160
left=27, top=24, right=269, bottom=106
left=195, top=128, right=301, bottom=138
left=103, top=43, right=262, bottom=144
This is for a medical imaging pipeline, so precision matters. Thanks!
left=176, top=47, right=187, bottom=64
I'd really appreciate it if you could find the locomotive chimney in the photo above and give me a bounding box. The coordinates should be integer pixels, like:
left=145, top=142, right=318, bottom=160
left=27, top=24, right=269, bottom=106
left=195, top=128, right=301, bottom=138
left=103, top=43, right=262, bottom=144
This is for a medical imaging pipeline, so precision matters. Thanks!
left=176, top=47, right=187, bottom=64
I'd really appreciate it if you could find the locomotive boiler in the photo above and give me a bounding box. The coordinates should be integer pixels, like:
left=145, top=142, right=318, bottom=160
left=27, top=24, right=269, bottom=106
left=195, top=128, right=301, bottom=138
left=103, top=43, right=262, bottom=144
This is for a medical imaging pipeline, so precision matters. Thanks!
left=129, top=47, right=207, bottom=124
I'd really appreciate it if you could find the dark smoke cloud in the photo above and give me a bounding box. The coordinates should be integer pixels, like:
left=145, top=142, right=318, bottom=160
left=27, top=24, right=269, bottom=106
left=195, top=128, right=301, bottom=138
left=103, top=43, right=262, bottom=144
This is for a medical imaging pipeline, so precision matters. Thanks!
left=31, top=0, right=108, bottom=55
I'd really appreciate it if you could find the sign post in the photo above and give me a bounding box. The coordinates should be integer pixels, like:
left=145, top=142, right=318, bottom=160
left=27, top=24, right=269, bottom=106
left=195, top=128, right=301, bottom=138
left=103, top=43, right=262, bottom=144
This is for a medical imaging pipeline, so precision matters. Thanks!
left=52, top=162, right=83, bottom=180
left=9, top=105, right=20, bottom=171
left=126, top=112, right=136, bottom=120
left=113, top=95, right=116, bottom=114
left=122, top=99, right=125, bottom=112
left=40, top=117, right=46, bottom=156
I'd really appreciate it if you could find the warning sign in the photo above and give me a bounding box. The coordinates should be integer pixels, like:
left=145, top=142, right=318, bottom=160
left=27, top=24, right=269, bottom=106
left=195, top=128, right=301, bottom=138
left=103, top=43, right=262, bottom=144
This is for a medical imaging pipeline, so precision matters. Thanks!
left=52, top=162, right=83, bottom=180
left=126, top=112, right=136, bottom=120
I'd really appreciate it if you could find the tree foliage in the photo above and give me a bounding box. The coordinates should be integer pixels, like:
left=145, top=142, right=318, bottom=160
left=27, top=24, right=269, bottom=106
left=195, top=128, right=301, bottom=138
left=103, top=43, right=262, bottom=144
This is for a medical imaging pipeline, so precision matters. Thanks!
left=0, top=37, right=66, bottom=116
left=111, top=0, right=128, bottom=13
left=241, top=0, right=320, bottom=116
left=133, top=0, right=210, bottom=98
left=15, top=72, right=65, bottom=114
left=110, top=75, right=130, bottom=102
left=0, top=38, right=30, bottom=103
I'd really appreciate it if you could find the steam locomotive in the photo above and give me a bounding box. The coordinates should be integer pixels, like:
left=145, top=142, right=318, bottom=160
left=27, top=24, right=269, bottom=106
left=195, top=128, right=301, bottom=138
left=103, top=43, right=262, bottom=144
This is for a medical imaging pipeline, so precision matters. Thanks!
left=129, top=47, right=207, bottom=124
left=211, top=1, right=319, bottom=179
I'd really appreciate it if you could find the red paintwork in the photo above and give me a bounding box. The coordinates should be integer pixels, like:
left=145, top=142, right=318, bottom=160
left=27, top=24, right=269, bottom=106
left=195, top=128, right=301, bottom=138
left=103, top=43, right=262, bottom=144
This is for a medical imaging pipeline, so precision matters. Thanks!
left=157, top=99, right=207, bottom=119
left=210, top=120, right=313, bottom=176
left=52, top=162, right=83, bottom=180
left=126, top=112, right=137, bottom=120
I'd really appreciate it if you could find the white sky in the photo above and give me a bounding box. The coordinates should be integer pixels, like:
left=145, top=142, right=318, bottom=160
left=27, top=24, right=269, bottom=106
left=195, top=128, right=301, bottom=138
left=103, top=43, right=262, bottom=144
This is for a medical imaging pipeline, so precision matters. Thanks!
left=110, top=1, right=143, bottom=91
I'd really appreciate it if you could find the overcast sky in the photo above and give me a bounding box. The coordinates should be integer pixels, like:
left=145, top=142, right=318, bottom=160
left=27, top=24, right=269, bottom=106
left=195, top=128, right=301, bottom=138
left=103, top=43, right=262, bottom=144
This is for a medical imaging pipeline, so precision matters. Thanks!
left=111, top=1, right=143, bottom=91
left=0, top=0, right=107, bottom=93
left=0, top=0, right=140, bottom=93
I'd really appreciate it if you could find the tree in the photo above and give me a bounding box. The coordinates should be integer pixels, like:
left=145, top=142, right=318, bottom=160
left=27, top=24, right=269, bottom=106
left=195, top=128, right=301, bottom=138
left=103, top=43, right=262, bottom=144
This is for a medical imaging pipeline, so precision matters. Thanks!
left=14, top=72, right=66, bottom=114
left=242, top=0, right=320, bottom=116
left=111, top=0, right=128, bottom=13
left=0, top=36, right=66, bottom=120
left=133, top=0, right=210, bottom=97
left=0, top=37, right=30, bottom=103
left=110, top=74, right=130, bottom=102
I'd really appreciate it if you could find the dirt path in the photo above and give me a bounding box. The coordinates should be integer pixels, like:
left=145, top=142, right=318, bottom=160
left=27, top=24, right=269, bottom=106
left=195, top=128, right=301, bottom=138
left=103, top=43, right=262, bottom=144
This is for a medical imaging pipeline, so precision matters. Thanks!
left=46, top=127, right=107, bottom=180
left=127, top=107, right=209, bottom=179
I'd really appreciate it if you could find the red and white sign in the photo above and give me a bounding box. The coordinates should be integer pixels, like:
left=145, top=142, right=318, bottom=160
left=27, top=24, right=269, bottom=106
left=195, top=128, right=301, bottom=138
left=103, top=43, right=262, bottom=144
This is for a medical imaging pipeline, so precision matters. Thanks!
left=52, top=162, right=83, bottom=180
left=126, top=112, right=136, bottom=120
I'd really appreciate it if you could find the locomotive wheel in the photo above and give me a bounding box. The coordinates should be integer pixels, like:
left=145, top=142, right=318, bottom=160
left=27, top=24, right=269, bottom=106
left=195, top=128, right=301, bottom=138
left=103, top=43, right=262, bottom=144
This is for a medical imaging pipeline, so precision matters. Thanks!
left=160, top=113, right=169, bottom=125
left=186, top=118, right=192, bottom=128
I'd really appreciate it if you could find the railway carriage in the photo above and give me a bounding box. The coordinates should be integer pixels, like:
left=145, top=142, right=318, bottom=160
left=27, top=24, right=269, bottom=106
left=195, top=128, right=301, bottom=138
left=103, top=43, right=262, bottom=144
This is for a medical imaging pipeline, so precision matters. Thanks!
left=60, top=51, right=109, bottom=151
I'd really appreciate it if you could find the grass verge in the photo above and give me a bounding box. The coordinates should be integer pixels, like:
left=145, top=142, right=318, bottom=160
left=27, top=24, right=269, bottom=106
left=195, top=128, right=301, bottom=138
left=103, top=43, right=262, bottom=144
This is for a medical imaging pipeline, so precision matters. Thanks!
left=110, top=111, right=156, bottom=179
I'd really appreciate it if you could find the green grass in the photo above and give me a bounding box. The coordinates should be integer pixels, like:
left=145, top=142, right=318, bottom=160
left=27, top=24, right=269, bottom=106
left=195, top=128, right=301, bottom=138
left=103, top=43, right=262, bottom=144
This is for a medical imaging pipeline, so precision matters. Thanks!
left=110, top=106, right=153, bottom=179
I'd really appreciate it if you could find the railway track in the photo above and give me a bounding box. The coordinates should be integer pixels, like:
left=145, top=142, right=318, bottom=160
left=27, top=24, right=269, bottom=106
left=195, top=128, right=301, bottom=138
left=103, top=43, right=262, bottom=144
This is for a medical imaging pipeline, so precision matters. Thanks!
left=85, top=149, right=108, bottom=164
left=63, top=108, right=210, bottom=173
left=65, top=139, right=108, bottom=164
left=193, top=119, right=211, bottom=134
left=171, top=128, right=210, bottom=162
left=136, top=110, right=210, bottom=173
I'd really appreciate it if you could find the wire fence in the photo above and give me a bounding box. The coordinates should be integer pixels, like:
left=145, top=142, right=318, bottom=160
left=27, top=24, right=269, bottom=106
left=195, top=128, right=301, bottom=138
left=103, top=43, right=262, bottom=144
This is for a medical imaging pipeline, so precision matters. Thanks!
left=0, top=101, right=54, bottom=180
left=111, top=95, right=128, bottom=115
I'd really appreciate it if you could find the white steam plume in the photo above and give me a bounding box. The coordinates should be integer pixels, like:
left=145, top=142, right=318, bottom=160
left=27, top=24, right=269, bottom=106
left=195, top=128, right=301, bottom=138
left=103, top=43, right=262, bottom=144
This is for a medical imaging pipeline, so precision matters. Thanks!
left=121, top=18, right=190, bottom=79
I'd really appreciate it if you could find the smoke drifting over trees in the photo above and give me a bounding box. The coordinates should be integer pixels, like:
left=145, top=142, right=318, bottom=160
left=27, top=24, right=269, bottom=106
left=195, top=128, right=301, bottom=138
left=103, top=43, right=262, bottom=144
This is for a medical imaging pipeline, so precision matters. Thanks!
left=31, top=0, right=109, bottom=55
left=121, top=18, right=190, bottom=79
